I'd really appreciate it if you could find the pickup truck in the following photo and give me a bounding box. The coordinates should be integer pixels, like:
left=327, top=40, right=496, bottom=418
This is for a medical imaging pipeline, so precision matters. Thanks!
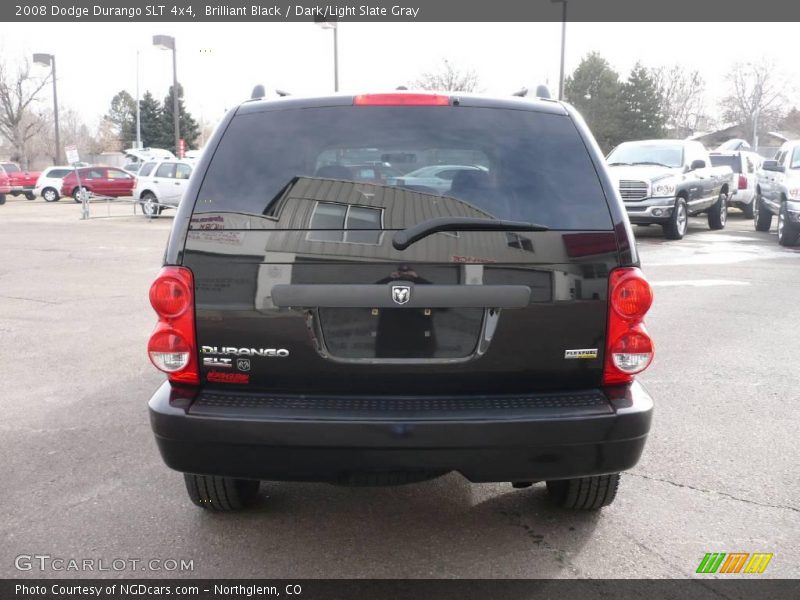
left=0, top=162, right=40, bottom=200
left=606, top=140, right=734, bottom=240
left=0, top=165, right=11, bottom=204
left=754, top=140, right=800, bottom=246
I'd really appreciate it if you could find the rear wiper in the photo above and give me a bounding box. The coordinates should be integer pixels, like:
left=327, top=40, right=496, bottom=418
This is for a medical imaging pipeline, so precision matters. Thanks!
left=631, top=161, right=672, bottom=167
left=393, top=217, right=548, bottom=251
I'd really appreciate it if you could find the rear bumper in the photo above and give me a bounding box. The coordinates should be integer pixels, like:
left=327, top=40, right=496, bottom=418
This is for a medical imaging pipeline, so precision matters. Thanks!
left=149, top=381, right=653, bottom=483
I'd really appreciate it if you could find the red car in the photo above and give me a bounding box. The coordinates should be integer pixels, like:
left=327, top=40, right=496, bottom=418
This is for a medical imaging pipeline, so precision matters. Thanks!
left=0, top=164, right=11, bottom=204
left=60, top=166, right=136, bottom=202
left=0, top=162, right=40, bottom=200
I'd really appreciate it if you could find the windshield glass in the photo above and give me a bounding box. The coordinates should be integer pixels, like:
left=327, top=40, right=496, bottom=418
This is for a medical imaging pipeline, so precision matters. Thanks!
left=194, top=105, right=612, bottom=230
left=607, top=143, right=683, bottom=168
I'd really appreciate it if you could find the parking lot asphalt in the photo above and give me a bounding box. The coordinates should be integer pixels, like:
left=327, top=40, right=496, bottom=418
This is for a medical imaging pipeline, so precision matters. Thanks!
left=1, top=197, right=798, bottom=579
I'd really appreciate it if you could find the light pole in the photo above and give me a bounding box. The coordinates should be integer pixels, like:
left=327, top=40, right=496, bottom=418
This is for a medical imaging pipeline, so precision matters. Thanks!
left=153, top=34, right=179, bottom=154
left=135, top=50, right=141, bottom=149
left=32, top=53, right=61, bottom=164
left=314, top=18, right=339, bottom=92
left=551, top=0, right=567, bottom=100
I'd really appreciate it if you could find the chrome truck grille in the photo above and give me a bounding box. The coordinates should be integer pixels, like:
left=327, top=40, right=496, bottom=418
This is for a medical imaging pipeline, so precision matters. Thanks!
left=618, top=180, right=649, bottom=201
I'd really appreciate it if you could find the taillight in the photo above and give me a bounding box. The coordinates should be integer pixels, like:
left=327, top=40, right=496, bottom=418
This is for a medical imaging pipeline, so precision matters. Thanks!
left=738, top=175, right=748, bottom=190
left=147, top=266, right=198, bottom=385
left=353, top=93, right=450, bottom=106
left=603, top=267, right=654, bottom=385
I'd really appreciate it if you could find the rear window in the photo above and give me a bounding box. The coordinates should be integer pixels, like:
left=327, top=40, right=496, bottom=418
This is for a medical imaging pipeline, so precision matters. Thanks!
left=47, top=168, right=72, bottom=178
left=139, top=162, right=157, bottom=177
left=1, top=163, right=20, bottom=173
left=709, top=155, right=742, bottom=172
left=194, top=106, right=612, bottom=230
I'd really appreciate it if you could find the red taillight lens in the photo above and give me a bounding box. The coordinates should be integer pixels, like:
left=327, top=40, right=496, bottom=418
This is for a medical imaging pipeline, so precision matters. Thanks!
left=604, top=267, right=654, bottom=385
left=149, top=276, right=191, bottom=318
left=738, top=175, right=748, bottom=190
left=611, top=273, right=653, bottom=320
left=147, top=266, right=198, bottom=385
left=353, top=93, right=450, bottom=106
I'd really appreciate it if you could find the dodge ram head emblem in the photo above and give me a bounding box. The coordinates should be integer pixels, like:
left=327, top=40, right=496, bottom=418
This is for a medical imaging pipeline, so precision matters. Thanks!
left=391, top=285, right=411, bottom=305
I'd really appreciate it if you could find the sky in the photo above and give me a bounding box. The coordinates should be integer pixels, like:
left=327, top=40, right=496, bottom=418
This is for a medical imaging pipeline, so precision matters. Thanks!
left=0, top=21, right=798, bottom=134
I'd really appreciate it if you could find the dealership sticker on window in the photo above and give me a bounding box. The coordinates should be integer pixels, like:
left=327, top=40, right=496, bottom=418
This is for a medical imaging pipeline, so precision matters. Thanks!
left=564, top=349, right=598, bottom=359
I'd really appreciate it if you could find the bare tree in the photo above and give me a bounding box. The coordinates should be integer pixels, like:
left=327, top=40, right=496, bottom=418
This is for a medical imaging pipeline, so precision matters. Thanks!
left=720, top=60, right=787, bottom=143
left=653, top=65, right=706, bottom=137
left=0, top=58, right=50, bottom=167
left=413, top=59, right=480, bottom=92
left=32, top=107, right=98, bottom=161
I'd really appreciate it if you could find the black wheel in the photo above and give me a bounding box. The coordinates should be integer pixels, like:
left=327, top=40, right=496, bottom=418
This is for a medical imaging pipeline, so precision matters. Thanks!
left=777, top=202, right=800, bottom=247
left=707, top=191, right=727, bottom=230
left=72, top=187, right=88, bottom=203
left=662, top=197, right=688, bottom=240
left=183, top=473, right=260, bottom=511
left=546, top=473, right=621, bottom=510
left=24, top=192, right=35, bottom=201
left=141, top=192, right=161, bottom=217
left=0, top=194, right=5, bottom=205
left=42, top=187, right=59, bottom=202
left=742, top=199, right=754, bottom=219
left=754, top=191, right=772, bottom=232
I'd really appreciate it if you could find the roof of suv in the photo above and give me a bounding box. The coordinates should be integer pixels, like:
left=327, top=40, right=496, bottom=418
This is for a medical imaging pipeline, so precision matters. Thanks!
left=236, top=92, right=569, bottom=117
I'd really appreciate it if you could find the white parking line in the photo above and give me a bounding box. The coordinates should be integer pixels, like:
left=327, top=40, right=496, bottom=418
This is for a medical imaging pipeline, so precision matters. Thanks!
left=650, top=280, right=751, bottom=287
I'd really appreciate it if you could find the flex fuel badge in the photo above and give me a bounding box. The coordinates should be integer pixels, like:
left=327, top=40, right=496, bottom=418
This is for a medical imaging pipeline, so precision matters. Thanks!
left=564, top=348, right=598, bottom=359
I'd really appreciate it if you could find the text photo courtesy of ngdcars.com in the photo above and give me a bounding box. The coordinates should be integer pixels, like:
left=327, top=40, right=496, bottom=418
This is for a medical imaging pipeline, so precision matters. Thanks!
left=1, top=0, right=799, bottom=598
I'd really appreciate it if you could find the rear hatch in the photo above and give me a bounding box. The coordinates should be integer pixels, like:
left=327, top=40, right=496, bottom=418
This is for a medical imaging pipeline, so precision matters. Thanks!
left=183, top=97, right=620, bottom=395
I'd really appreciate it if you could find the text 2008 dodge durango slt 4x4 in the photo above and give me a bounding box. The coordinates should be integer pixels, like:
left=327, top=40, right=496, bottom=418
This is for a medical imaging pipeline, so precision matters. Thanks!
left=147, top=92, right=655, bottom=511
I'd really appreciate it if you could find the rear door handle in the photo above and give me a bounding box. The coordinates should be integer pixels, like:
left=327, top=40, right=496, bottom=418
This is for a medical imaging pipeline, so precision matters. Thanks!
left=272, top=283, right=532, bottom=309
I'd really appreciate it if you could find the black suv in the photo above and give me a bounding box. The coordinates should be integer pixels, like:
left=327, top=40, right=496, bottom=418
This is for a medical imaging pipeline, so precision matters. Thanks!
left=147, top=92, right=655, bottom=511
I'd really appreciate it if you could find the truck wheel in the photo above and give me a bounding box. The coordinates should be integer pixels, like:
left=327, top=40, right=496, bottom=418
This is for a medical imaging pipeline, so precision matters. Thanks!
left=777, top=203, right=800, bottom=247
left=0, top=194, right=5, bottom=205
left=42, top=188, right=59, bottom=202
left=662, top=198, right=687, bottom=240
left=707, top=191, right=727, bottom=230
left=754, top=192, right=772, bottom=232
left=742, top=199, right=754, bottom=219
left=183, top=473, right=260, bottom=511
left=24, top=192, right=35, bottom=201
left=546, top=473, right=620, bottom=510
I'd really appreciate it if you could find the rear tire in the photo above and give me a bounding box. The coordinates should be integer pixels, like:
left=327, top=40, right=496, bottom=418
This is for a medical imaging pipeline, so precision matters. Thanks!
left=742, top=200, right=754, bottom=219
left=546, top=473, right=621, bottom=510
left=662, top=197, right=688, bottom=240
left=24, top=192, right=35, bottom=201
left=0, top=194, right=5, bottom=205
left=141, top=192, right=161, bottom=217
left=42, top=188, right=59, bottom=202
left=707, top=191, right=727, bottom=230
left=72, top=187, right=88, bottom=203
left=183, top=474, right=260, bottom=511
left=777, top=203, right=800, bottom=247
left=754, top=192, right=772, bottom=232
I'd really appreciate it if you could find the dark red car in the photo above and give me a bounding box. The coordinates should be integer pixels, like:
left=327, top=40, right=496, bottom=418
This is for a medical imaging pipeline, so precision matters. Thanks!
left=60, top=166, right=136, bottom=202
left=0, top=164, right=11, bottom=204
left=0, top=162, right=40, bottom=200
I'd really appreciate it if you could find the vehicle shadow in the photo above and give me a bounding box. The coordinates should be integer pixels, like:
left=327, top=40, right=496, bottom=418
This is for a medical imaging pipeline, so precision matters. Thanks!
left=188, top=474, right=601, bottom=578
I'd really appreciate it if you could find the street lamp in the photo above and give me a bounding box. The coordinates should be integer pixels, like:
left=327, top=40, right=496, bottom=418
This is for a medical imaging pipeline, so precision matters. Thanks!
left=551, top=0, right=567, bottom=100
left=153, top=34, right=179, bottom=154
left=32, top=53, right=61, bottom=164
left=314, top=18, right=339, bottom=92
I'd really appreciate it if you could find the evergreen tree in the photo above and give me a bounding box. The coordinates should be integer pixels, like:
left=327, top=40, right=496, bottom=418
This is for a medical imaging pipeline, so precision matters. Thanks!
left=622, top=64, right=666, bottom=140
left=564, top=53, right=626, bottom=152
left=162, top=83, right=200, bottom=154
left=104, top=90, right=136, bottom=148
left=138, top=91, right=165, bottom=148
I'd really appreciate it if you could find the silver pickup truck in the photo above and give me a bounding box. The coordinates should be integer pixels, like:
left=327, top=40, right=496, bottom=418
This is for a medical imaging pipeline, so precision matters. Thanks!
left=606, top=140, right=734, bottom=240
left=754, top=140, right=800, bottom=246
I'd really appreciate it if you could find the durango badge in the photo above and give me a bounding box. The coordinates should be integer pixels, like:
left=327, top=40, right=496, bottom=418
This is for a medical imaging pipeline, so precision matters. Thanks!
left=391, top=285, right=411, bottom=305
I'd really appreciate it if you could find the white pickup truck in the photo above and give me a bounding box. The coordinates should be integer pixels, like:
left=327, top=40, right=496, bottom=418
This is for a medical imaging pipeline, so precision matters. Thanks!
left=754, top=140, right=800, bottom=246
left=606, top=140, right=734, bottom=240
